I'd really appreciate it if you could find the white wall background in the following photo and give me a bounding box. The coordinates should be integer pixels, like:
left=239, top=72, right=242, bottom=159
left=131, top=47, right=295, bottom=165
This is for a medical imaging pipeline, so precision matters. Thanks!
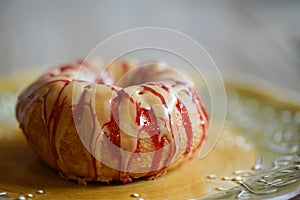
left=0, top=0, right=299, bottom=92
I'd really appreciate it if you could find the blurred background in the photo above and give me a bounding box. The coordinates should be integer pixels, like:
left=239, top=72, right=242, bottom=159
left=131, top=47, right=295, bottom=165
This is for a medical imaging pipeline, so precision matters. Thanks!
left=0, top=0, right=299, bottom=93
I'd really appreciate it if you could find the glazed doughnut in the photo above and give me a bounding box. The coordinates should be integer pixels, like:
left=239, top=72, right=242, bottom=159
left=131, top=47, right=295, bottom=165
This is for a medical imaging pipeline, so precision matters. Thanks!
left=16, top=60, right=208, bottom=184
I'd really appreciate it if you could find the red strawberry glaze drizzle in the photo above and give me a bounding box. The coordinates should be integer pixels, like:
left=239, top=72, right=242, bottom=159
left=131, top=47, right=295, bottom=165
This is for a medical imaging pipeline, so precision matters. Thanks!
left=60, top=65, right=77, bottom=72
left=42, top=90, right=51, bottom=133
left=141, top=86, right=176, bottom=174
left=72, top=85, right=90, bottom=125
left=48, top=65, right=79, bottom=77
left=101, top=89, right=133, bottom=183
left=158, top=83, right=194, bottom=155
left=17, top=79, right=73, bottom=167
left=178, top=86, right=208, bottom=152
left=72, top=84, right=100, bottom=181
left=46, top=80, right=70, bottom=161
left=42, top=79, right=100, bottom=175
left=116, top=96, right=164, bottom=182
left=175, top=98, right=193, bottom=154
left=98, top=84, right=185, bottom=182
left=142, top=86, right=167, bottom=106
left=124, top=84, right=177, bottom=180
left=102, top=90, right=133, bottom=146
left=136, top=104, right=162, bottom=170
left=190, top=89, right=208, bottom=149
left=173, top=81, right=208, bottom=146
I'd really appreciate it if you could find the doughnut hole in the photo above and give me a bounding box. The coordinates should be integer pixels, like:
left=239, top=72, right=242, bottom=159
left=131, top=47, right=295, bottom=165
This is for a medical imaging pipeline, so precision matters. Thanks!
left=115, top=63, right=191, bottom=88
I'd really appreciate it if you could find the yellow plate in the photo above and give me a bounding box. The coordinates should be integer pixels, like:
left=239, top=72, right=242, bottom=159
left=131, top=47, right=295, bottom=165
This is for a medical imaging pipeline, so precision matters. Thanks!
left=0, top=72, right=299, bottom=200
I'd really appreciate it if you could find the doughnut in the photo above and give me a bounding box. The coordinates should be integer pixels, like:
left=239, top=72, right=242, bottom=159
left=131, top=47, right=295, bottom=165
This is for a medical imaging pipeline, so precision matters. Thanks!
left=16, top=59, right=208, bottom=184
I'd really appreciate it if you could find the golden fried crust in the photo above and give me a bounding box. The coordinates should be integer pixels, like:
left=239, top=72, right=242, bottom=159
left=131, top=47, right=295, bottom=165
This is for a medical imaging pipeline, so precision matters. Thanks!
left=16, top=60, right=208, bottom=184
